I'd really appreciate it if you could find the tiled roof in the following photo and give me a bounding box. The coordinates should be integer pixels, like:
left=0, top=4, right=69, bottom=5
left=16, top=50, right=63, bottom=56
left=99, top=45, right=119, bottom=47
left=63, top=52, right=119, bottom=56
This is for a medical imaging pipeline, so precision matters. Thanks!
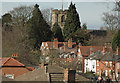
left=79, top=46, right=105, bottom=57
left=2, top=67, right=29, bottom=78
left=0, top=57, right=9, bottom=66
left=41, top=41, right=77, bottom=53
left=1, top=57, right=25, bottom=66
left=26, top=67, right=34, bottom=71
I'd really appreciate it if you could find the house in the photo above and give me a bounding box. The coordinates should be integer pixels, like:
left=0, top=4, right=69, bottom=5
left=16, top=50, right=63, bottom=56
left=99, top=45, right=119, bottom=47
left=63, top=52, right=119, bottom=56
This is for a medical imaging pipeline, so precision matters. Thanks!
left=40, top=38, right=77, bottom=63
left=84, top=46, right=120, bottom=80
left=52, top=52, right=78, bottom=69
left=0, top=56, right=30, bottom=79
left=77, top=44, right=105, bottom=72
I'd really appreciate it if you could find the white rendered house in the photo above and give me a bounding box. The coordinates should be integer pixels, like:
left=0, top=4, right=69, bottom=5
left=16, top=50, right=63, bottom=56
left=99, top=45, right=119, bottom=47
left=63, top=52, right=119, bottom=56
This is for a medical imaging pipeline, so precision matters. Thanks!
left=84, top=58, right=96, bottom=73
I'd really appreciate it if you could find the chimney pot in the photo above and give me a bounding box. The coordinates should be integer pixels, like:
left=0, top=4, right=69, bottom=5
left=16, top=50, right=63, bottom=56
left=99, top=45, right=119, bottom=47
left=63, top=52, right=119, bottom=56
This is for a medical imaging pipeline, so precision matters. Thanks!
left=79, top=43, right=82, bottom=47
left=116, top=46, right=120, bottom=56
left=103, top=46, right=107, bottom=54
left=53, top=38, right=58, bottom=49
left=64, top=42, right=67, bottom=51
left=68, top=38, right=72, bottom=48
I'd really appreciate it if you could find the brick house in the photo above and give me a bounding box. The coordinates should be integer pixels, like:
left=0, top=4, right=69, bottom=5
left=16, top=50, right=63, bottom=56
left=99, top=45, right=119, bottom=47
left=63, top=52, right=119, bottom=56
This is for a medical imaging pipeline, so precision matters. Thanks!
left=40, top=38, right=77, bottom=63
left=84, top=46, right=120, bottom=80
left=52, top=52, right=78, bottom=69
left=0, top=56, right=30, bottom=79
left=77, top=44, right=104, bottom=72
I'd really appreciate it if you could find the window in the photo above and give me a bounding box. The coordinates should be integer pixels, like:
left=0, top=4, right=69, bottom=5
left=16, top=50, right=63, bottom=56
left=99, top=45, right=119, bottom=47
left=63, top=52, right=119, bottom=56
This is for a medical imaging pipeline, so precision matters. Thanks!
left=93, top=65, right=94, bottom=69
left=97, top=60, right=99, bottom=66
left=78, top=49, right=80, bottom=52
left=6, top=74, right=14, bottom=79
left=105, top=62, right=108, bottom=67
left=105, top=70, right=108, bottom=76
left=97, top=70, right=99, bottom=75
left=109, top=62, right=112, bottom=67
left=109, top=70, right=111, bottom=76
left=86, top=60, right=88, bottom=66
left=118, top=63, right=120, bottom=69
left=69, top=55, right=71, bottom=58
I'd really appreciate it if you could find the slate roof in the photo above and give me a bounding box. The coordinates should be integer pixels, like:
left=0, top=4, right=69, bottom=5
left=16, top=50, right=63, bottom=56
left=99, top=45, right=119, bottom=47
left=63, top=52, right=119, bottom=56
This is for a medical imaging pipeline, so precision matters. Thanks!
left=85, top=50, right=114, bottom=61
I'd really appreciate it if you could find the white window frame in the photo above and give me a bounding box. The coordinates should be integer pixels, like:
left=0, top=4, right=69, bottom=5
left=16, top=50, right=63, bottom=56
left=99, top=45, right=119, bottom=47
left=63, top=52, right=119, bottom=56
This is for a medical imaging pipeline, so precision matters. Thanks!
left=97, top=69, right=99, bottom=75
left=6, top=74, right=14, bottom=79
left=105, top=62, right=108, bottom=67
left=97, top=60, right=99, bottom=66
left=105, top=70, right=108, bottom=76
left=109, top=62, right=112, bottom=67
left=109, top=70, right=111, bottom=76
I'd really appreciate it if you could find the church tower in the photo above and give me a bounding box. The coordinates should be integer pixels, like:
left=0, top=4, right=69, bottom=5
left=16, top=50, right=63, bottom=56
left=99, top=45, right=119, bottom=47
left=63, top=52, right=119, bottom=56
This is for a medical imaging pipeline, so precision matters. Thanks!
left=52, top=9, right=68, bottom=32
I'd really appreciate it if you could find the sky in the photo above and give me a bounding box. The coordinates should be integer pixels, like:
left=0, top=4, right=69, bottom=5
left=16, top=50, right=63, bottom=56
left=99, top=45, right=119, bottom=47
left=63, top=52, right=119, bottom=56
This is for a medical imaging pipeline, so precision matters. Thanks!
left=0, top=1, right=116, bottom=29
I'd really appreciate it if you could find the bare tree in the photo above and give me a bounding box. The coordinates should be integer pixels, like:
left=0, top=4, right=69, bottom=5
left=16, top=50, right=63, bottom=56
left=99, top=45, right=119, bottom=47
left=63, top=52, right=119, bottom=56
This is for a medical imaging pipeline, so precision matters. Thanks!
left=41, top=8, right=53, bottom=27
left=102, top=12, right=118, bottom=31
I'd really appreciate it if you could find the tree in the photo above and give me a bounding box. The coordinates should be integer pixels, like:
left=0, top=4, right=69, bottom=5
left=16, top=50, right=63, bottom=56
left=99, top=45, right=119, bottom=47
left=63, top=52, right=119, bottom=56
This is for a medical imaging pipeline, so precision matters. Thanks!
left=2, top=5, right=41, bottom=66
left=71, top=29, right=90, bottom=45
left=82, top=23, right=87, bottom=30
left=102, top=12, right=118, bottom=31
left=2, top=13, right=12, bottom=30
left=9, top=6, right=33, bottom=28
left=41, top=8, right=53, bottom=27
left=63, top=2, right=81, bottom=41
left=52, top=23, right=64, bottom=41
left=28, top=4, right=52, bottom=49
left=112, top=29, right=120, bottom=51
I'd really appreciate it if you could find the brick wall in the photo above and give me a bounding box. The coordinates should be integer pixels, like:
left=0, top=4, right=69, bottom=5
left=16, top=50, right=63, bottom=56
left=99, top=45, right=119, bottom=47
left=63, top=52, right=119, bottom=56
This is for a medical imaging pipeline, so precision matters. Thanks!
left=64, top=68, right=76, bottom=83
left=96, top=60, right=113, bottom=78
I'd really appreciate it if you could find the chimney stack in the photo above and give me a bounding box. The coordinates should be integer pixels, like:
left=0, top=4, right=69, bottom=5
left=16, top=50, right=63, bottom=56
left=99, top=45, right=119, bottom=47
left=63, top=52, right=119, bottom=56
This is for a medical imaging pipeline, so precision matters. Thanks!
left=103, top=46, right=107, bottom=54
left=116, top=46, right=120, bottom=56
left=90, top=48, right=94, bottom=55
left=68, top=38, right=72, bottom=48
left=64, top=68, right=76, bottom=83
left=64, top=42, right=67, bottom=52
left=12, top=54, right=18, bottom=59
left=53, top=38, right=58, bottom=49
left=79, top=43, right=82, bottom=48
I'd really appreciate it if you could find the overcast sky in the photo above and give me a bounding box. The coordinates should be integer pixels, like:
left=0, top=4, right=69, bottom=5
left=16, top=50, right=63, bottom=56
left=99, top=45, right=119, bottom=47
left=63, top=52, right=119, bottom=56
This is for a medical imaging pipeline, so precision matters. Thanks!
left=1, top=1, right=115, bottom=29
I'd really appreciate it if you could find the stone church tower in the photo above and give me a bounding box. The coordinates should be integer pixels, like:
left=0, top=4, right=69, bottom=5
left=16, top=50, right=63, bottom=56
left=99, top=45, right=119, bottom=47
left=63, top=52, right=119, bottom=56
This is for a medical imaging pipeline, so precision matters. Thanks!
left=52, top=9, right=68, bottom=32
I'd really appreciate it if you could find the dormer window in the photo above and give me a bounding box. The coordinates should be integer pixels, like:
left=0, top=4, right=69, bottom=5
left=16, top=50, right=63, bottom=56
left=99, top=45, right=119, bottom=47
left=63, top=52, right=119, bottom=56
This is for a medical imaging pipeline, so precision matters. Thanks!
left=6, top=74, right=14, bottom=79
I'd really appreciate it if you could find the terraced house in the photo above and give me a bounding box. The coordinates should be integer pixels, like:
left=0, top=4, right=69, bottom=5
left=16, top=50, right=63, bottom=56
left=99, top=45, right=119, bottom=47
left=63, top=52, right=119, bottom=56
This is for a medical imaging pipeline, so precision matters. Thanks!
left=84, top=46, right=120, bottom=80
left=40, top=38, right=78, bottom=65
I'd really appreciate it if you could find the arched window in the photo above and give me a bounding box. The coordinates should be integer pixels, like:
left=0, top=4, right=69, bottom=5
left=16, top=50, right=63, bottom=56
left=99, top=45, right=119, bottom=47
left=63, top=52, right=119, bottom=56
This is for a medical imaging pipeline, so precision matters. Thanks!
left=61, top=15, right=65, bottom=23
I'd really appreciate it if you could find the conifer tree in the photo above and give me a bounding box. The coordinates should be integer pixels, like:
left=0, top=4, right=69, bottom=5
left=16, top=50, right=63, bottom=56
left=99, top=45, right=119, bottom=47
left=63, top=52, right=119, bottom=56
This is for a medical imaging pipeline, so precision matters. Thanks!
left=112, top=29, right=120, bottom=51
left=52, top=23, right=64, bottom=41
left=63, top=2, right=81, bottom=41
left=28, top=4, right=52, bottom=49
